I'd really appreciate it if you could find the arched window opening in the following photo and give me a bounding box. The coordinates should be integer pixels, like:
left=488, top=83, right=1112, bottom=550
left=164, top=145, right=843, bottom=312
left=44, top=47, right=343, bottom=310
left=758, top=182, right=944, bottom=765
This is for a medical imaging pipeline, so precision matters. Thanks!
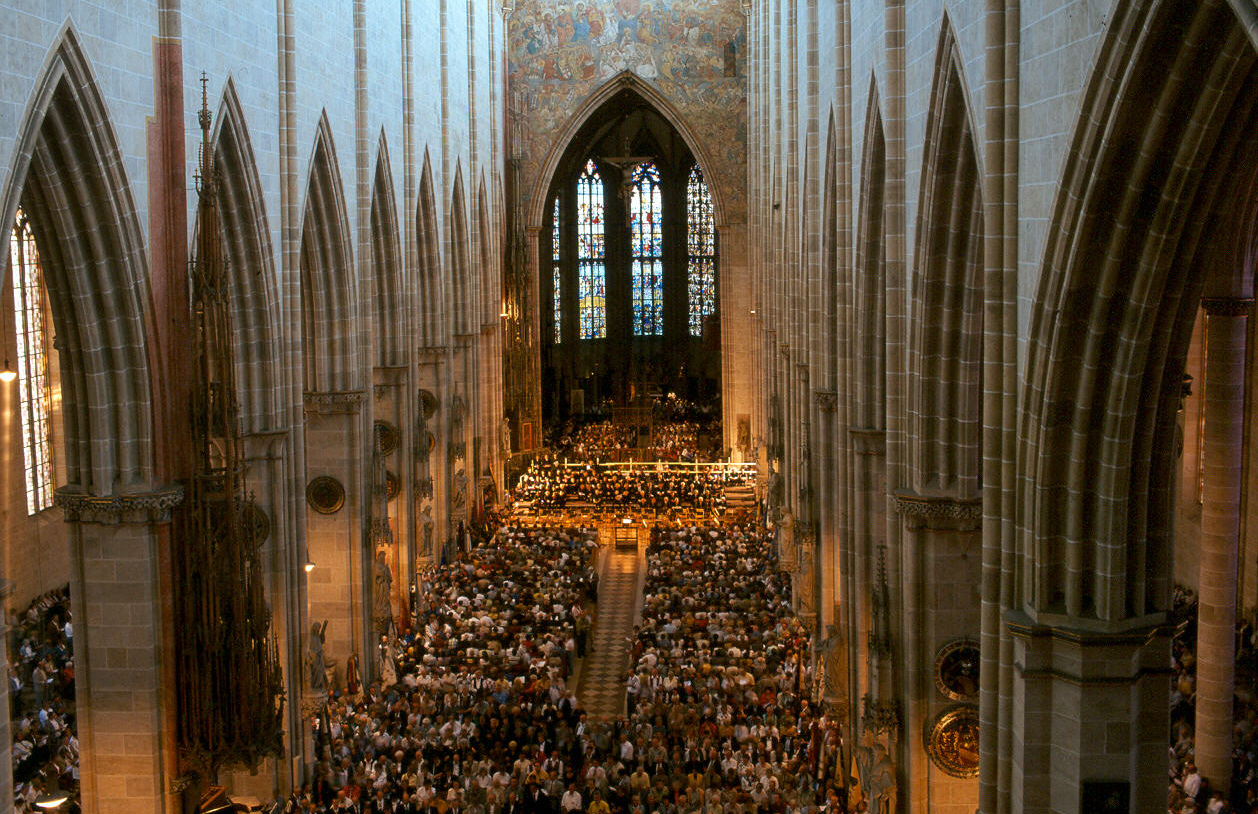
left=577, top=159, right=606, bottom=340
left=10, top=209, right=54, bottom=515
left=630, top=161, right=663, bottom=337
left=552, top=196, right=562, bottom=343
left=687, top=164, right=716, bottom=337
left=538, top=89, right=722, bottom=427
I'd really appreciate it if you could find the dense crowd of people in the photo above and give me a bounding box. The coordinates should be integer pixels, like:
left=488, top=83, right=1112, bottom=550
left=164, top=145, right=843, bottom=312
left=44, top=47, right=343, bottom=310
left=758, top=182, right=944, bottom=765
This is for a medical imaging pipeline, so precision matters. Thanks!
left=625, top=524, right=848, bottom=812
left=548, top=420, right=720, bottom=465
left=1166, top=587, right=1258, bottom=814
left=649, top=423, right=700, bottom=462
left=274, top=516, right=855, bottom=814
left=7, top=585, right=78, bottom=813
left=511, top=455, right=737, bottom=517
left=293, top=524, right=602, bottom=812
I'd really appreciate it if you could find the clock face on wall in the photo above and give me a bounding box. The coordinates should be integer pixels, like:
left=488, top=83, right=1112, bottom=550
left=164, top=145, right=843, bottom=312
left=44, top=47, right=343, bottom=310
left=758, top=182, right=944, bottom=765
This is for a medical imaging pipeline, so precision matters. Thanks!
left=934, top=639, right=980, bottom=701
left=925, top=705, right=980, bottom=778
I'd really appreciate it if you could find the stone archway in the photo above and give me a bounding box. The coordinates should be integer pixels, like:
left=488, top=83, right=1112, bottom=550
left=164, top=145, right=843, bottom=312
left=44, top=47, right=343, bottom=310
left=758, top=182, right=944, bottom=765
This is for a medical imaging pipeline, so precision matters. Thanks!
left=1, top=24, right=169, bottom=814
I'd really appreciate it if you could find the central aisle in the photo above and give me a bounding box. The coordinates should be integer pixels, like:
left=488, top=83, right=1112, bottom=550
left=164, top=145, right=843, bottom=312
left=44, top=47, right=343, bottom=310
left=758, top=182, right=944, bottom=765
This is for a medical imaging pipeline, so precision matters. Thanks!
left=577, top=536, right=644, bottom=721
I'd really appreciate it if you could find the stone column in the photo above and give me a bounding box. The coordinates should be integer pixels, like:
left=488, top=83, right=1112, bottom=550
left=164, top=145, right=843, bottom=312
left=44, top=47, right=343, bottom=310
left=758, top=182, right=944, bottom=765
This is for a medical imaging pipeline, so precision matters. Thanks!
left=1195, top=296, right=1251, bottom=792
left=303, top=391, right=369, bottom=691
left=55, top=487, right=184, bottom=814
left=1006, top=617, right=1170, bottom=814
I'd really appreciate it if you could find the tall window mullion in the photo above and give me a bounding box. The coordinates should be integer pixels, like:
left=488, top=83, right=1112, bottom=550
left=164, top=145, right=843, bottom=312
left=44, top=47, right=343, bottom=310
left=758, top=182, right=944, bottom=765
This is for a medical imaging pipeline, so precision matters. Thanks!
left=551, top=196, right=562, bottom=343
left=687, top=164, right=716, bottom=337
left=630, top=162, right=663, bottom=336
left=577, top=159, right=606, bottom=340
left=11, top=211, right=53, bottom=514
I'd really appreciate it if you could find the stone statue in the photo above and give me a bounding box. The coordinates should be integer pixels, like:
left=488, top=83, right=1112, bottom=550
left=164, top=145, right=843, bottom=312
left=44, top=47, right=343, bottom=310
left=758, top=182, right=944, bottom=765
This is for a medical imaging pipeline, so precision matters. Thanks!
left=796, top=527, right=817, bottom=615
left=501, top=415, right=512, bottom=455
left=819, top=625, right=846, bottom=703
left=452, top=468, right=469, bottom=511
left=855, top=730, right=897, bottom=814
left=777, top=509, right=796, bottom=570
left=308, top=619, right=329, bottom=693
left=420, top=505, right=435, bottom=558
left=372, top=549, right=393, bottom=635
left=766, top=460, right=785, bottom=522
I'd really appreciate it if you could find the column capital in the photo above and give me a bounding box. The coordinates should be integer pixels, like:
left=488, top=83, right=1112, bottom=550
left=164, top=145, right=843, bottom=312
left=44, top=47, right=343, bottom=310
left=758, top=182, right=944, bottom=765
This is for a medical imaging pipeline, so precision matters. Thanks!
left=304, top=389, right=367, bottom=415
left=54, top=484, right=185, bottom=524
left=892, top=488, right=981, bottom=530
left=1201, top=296, right=1253, bottom=316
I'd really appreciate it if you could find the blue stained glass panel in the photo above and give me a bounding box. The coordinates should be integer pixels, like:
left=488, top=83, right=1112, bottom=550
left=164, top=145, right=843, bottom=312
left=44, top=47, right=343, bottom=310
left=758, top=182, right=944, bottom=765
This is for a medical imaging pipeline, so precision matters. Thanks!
left=630, top=161, right=663, bottom=336
left=687, top=165, right=716, bottom=337
left=577, top=159, right=606, bottom=339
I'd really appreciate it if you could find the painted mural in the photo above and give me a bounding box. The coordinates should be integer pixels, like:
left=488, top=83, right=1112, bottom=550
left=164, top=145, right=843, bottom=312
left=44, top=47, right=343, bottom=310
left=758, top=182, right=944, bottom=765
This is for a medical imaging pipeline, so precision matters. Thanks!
left=508, top=0, right=748, bottom=223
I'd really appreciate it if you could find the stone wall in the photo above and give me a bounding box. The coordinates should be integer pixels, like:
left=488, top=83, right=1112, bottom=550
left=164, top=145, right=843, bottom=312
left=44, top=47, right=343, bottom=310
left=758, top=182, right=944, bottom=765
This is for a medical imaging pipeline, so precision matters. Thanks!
left=506, top=0, right=748, bottom=225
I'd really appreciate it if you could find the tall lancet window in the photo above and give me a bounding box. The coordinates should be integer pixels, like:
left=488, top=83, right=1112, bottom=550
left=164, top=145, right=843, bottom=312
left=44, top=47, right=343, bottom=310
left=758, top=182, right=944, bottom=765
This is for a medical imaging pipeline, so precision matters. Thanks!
left=630, top=161, right=663, bottom=336
left=551, top=196, right=562, bottom=343
left=687, top=164, right=716, bottom=337
left=577, top=159, right=606, bottom=339
left=10, top=210, right=54, bottom=514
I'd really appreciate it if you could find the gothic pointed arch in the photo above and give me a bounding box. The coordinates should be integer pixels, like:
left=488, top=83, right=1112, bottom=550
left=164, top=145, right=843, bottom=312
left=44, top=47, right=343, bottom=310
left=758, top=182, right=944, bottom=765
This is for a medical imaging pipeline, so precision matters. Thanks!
left=1, top=22, right=152, bottom=492
left=417, top=149, right=443, bottom=349
left=299, top=113, right=356, bottom=392
left=1024, top=0, right=1258, bottom=626
left=907, top=14, right=983, bottom=496
left=477, top=172, right=496, bottom=329
left=528, top=71, right=728, bottom=230
left=854, top=78, right=886, bottom=434
left=449, top=163, right=473, bottom=337
left=370, top=131, right=404, bottom=367
left=210, top=75, right=283, bottom=433
left=819, top=109, right=839, bottom=384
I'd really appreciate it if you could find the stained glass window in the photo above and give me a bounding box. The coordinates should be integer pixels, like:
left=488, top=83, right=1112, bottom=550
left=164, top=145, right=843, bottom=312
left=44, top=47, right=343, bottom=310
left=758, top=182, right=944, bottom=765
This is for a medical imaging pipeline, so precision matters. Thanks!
left=551, top=196, right=562, bottom=343
left=577, top=159, right=606, bottom=340
left=687, top=164, right=716, bottom=337
left=630, top=161, right=663, bottom=336
left=10, top=210, right=54, bottom=515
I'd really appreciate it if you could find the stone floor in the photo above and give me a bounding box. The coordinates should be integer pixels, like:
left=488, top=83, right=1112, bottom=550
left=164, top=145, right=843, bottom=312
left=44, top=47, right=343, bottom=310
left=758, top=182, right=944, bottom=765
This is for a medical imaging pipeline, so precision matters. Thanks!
left=577, top=533, right=644, bottom=721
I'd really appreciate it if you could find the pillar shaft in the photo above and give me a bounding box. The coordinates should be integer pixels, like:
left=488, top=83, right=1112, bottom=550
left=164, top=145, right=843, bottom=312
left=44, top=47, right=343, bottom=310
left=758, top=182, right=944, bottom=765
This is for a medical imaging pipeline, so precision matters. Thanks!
left=1195, top=297, right=1250, bottom=792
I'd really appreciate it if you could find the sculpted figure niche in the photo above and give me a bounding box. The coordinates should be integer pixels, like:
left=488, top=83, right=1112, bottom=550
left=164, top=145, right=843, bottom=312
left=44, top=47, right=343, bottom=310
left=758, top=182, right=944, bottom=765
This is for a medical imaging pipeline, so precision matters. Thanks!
left=372, top=549, right=394, bottom=636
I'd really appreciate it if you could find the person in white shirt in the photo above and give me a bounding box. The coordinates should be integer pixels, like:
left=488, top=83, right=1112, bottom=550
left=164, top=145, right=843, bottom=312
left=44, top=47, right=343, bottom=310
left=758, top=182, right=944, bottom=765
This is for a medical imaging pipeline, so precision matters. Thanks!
left=560, top=783, right=583, bottom=813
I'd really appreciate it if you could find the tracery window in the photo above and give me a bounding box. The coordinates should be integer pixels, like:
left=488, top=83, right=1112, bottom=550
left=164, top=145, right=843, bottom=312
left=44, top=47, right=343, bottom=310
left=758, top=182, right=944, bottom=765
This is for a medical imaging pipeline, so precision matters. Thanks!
left=10, top=210, right=53, bottom=515
left=687, top=164, right=716, bottom=337
left=551, top=196, right=562, bottom=343
left=630, top=161, right=663, bottom=336
left=576, top=159, right=606, bottom=340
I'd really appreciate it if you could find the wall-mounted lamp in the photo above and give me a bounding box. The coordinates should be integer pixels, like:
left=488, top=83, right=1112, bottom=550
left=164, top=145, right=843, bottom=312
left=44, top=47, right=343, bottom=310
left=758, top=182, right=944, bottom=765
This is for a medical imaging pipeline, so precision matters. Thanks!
left=35, top=792, right=69, bottom=810
left=304, top=559, right=315, bottom=573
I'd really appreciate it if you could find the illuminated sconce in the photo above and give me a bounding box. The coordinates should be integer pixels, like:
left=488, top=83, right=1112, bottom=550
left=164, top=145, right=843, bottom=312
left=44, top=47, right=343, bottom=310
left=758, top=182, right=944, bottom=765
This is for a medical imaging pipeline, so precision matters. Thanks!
left=35, top=792, right=69, bottom=810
